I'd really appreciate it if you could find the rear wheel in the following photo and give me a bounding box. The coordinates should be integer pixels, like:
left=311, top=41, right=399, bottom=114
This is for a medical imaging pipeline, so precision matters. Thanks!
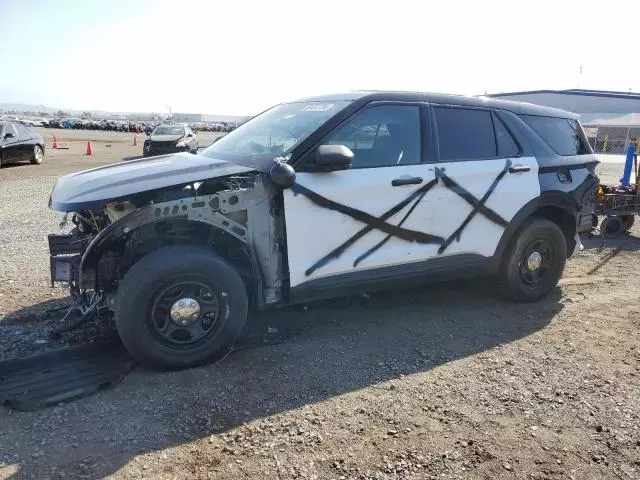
left=500, top=218, right=567, bottom=302
left=601, top=215, right=625, bottom=237
left=621, top=215, right=635, bottom=231
left=31, top=145, right=44, bottom=165
left=115, top=246, right=248, bottom=370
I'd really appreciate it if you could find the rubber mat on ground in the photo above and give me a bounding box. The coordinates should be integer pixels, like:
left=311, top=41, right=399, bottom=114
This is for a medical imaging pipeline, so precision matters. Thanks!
left=0, top=340, right=136, bottom=411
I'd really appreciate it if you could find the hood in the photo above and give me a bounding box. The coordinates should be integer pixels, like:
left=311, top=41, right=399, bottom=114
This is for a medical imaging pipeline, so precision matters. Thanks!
left=48, top=152, right=255, bottom=212
left=150, top=134, right=183, bottom=142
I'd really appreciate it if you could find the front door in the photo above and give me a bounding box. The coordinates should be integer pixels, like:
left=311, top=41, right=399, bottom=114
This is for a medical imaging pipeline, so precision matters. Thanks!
left=283, top=104, right=444, bottom=288
left=429, top=106, right=540, bottom=258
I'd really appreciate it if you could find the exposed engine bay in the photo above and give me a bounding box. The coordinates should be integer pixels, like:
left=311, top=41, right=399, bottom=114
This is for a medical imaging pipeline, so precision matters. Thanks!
left=48, top=172, right=286, bottom=324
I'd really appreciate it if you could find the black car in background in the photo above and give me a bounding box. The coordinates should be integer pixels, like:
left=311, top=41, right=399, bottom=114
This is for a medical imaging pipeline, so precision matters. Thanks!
left=0, top=121, right=45, bottom=167
left=143, top=123, right=197, bottom=157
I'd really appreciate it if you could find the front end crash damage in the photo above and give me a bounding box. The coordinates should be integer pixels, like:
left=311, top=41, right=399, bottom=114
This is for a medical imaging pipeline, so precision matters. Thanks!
left=48, top=171, right=286, bottom=322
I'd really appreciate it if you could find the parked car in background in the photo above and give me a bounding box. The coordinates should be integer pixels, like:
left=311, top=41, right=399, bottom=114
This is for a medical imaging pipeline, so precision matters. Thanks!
left=143, top=123, right=197, bottom=157
left=0, top=121, right=45, bottom=167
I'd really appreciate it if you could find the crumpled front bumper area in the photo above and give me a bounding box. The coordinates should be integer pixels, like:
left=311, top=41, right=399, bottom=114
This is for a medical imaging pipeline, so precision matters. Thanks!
left=47, top=234, right=87, bottom=286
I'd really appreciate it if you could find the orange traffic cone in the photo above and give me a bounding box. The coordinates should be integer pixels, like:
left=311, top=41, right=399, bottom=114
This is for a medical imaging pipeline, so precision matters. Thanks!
left=52, top=136, right=59, bottom=149
left=86, top=141, right=94, bottom=155
left=133, top=135, right=137, bottom=147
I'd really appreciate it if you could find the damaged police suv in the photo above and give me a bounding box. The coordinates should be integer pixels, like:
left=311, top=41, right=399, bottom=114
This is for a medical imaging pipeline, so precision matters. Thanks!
left=47, top=91, right=599, bottom=369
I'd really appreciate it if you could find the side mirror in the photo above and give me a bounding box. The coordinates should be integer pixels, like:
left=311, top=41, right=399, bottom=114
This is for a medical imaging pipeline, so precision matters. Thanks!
left=3, top=132, right=15, bottom=139
left=314, top=144, right=353, bottom=172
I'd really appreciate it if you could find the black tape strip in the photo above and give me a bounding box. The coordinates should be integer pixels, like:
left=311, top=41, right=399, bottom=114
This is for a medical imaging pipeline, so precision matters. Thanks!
left=538, top=161, right=598, bottom=174
left=293, top=180, right=444, bottom=276
left=353, top=186, right=433, bottom=267
left=438, top=160, right=512, bottom=254
left=291, top=183, right=443, bottom=244
left=434, top=167, right=509, bottom=228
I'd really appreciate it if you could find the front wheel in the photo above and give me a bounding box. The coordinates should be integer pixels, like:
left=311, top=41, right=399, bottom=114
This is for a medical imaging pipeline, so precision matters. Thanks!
left=115, top=246, right=248, bottom=370
left=499, top=218, right=567, bottom=302
left=31, top=145, right=44, bottom=165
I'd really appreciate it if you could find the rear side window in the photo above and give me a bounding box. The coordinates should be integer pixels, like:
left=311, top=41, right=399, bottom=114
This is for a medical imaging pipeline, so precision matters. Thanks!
left=434, top=107, right=521, bottom=161
left=15, top=123, right=32, bottom=139
left=520, top=115, right=591, bottom=156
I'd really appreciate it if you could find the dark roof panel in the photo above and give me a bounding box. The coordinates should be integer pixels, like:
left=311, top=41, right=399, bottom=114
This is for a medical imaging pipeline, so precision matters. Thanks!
left=288, top=90, right=577, bottom=119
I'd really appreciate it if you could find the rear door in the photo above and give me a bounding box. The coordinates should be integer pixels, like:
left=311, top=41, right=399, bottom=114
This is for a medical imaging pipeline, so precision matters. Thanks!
left=15, top=123, right=36, bottom=160
left=429, top=105, right=539, bottom=258
left=283, top=103, right=442, bottom=288
left=1, top=123, right=21, bottom=163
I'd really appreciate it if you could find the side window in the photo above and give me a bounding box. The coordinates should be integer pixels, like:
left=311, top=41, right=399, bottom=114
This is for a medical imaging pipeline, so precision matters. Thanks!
left=434, top=107, right=496, bottom=160
left=322, top=105, right=421, bottom=168
left=492, top=113, right=520, bottom=157
left=15, top=123, right=32, bottom=139
left=519, top=115, right=591, bottom=156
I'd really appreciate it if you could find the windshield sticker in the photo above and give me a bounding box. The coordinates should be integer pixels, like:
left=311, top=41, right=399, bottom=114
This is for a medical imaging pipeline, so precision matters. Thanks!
left=302, top=104, right=335, bottom=112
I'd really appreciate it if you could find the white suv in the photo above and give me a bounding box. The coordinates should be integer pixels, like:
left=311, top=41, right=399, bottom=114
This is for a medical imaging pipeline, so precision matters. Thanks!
left=47, top=91, right=600, bottom=369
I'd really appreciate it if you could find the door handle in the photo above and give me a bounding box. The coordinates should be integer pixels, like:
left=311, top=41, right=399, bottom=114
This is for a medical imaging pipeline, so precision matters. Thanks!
left=391, top=176, right=423, bottom=186
left=509, top=165, right=531, bottom=173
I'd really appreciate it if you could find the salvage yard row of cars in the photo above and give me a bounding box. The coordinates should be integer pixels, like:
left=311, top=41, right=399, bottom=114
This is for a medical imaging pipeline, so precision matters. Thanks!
left=0, top=119, right=200, bottom=166
left=45, top=90, right=600, bottom=370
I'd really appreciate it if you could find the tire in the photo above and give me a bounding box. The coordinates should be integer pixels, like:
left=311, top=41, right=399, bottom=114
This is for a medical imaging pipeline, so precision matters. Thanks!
left=621, top=215, right=635, bottom=232
left=601, top=215, right=625, bottom=237
left=115, top=246, right=248, bottom=370
left=500, top=218, right=567, bottom=303
left=31, top=145, right=44, bottom=165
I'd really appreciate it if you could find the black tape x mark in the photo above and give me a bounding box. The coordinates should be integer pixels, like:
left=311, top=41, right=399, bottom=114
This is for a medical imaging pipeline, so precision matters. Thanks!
left=290, top=180, right=444, bottom=276
left=436, top=159, right=512, bottom=254
left=292, top=158, right=513, bottom=275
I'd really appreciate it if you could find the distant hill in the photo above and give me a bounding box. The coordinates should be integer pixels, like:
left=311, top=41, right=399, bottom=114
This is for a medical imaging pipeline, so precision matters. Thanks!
left=0, top=103, right=248, bottom=123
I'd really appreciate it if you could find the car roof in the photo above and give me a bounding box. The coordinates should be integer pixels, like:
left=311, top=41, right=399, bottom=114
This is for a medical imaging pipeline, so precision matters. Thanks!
left=288, top=90, right=578, bottom=119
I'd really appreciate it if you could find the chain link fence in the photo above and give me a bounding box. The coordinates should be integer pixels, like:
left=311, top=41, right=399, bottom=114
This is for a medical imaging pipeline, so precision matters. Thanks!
left=583, top=125, right=640, bottom=154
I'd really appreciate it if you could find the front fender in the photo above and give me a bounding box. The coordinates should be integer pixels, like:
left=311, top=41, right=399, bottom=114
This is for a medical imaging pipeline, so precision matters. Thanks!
left=77, top=192, right=253, bottom=289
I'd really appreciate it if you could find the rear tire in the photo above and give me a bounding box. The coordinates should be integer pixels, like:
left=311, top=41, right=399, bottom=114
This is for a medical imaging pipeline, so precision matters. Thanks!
left=500, top=218, right=567, bottom=303
left=31, top=145, right=44, bottom=165
left=601, top=215, right=625, bottom=237
left=621, top=215, right=635, bottom=232
left=115, top=246, right=248, bottom=370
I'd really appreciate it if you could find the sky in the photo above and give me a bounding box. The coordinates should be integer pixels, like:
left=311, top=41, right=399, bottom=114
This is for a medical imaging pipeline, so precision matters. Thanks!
left=2, top=0, right=640, bottom=116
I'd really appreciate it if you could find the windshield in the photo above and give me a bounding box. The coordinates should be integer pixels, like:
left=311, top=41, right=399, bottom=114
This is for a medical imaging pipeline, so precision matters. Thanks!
left=201, top=101, right=351, bottom=160
left=153, top=125, right=184, bottom=136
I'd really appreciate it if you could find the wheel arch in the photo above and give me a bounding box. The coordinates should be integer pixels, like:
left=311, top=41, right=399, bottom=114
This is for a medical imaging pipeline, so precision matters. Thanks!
left=494, top=192, right=579, bottom=265
left=78, top=210, right=258, bottom=298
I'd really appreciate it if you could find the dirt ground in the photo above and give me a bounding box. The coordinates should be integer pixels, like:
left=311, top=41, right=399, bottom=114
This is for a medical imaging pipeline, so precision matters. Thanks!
left=0, top=131, right=638, bottom=480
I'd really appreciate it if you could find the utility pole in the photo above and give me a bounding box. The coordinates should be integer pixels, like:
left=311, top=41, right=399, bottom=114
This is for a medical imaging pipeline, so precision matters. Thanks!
left=577, top=65, right=583, bottom=89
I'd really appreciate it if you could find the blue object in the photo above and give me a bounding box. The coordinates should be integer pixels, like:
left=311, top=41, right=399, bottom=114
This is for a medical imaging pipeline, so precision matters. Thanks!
left=621, top=145, right=636, bottom=186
